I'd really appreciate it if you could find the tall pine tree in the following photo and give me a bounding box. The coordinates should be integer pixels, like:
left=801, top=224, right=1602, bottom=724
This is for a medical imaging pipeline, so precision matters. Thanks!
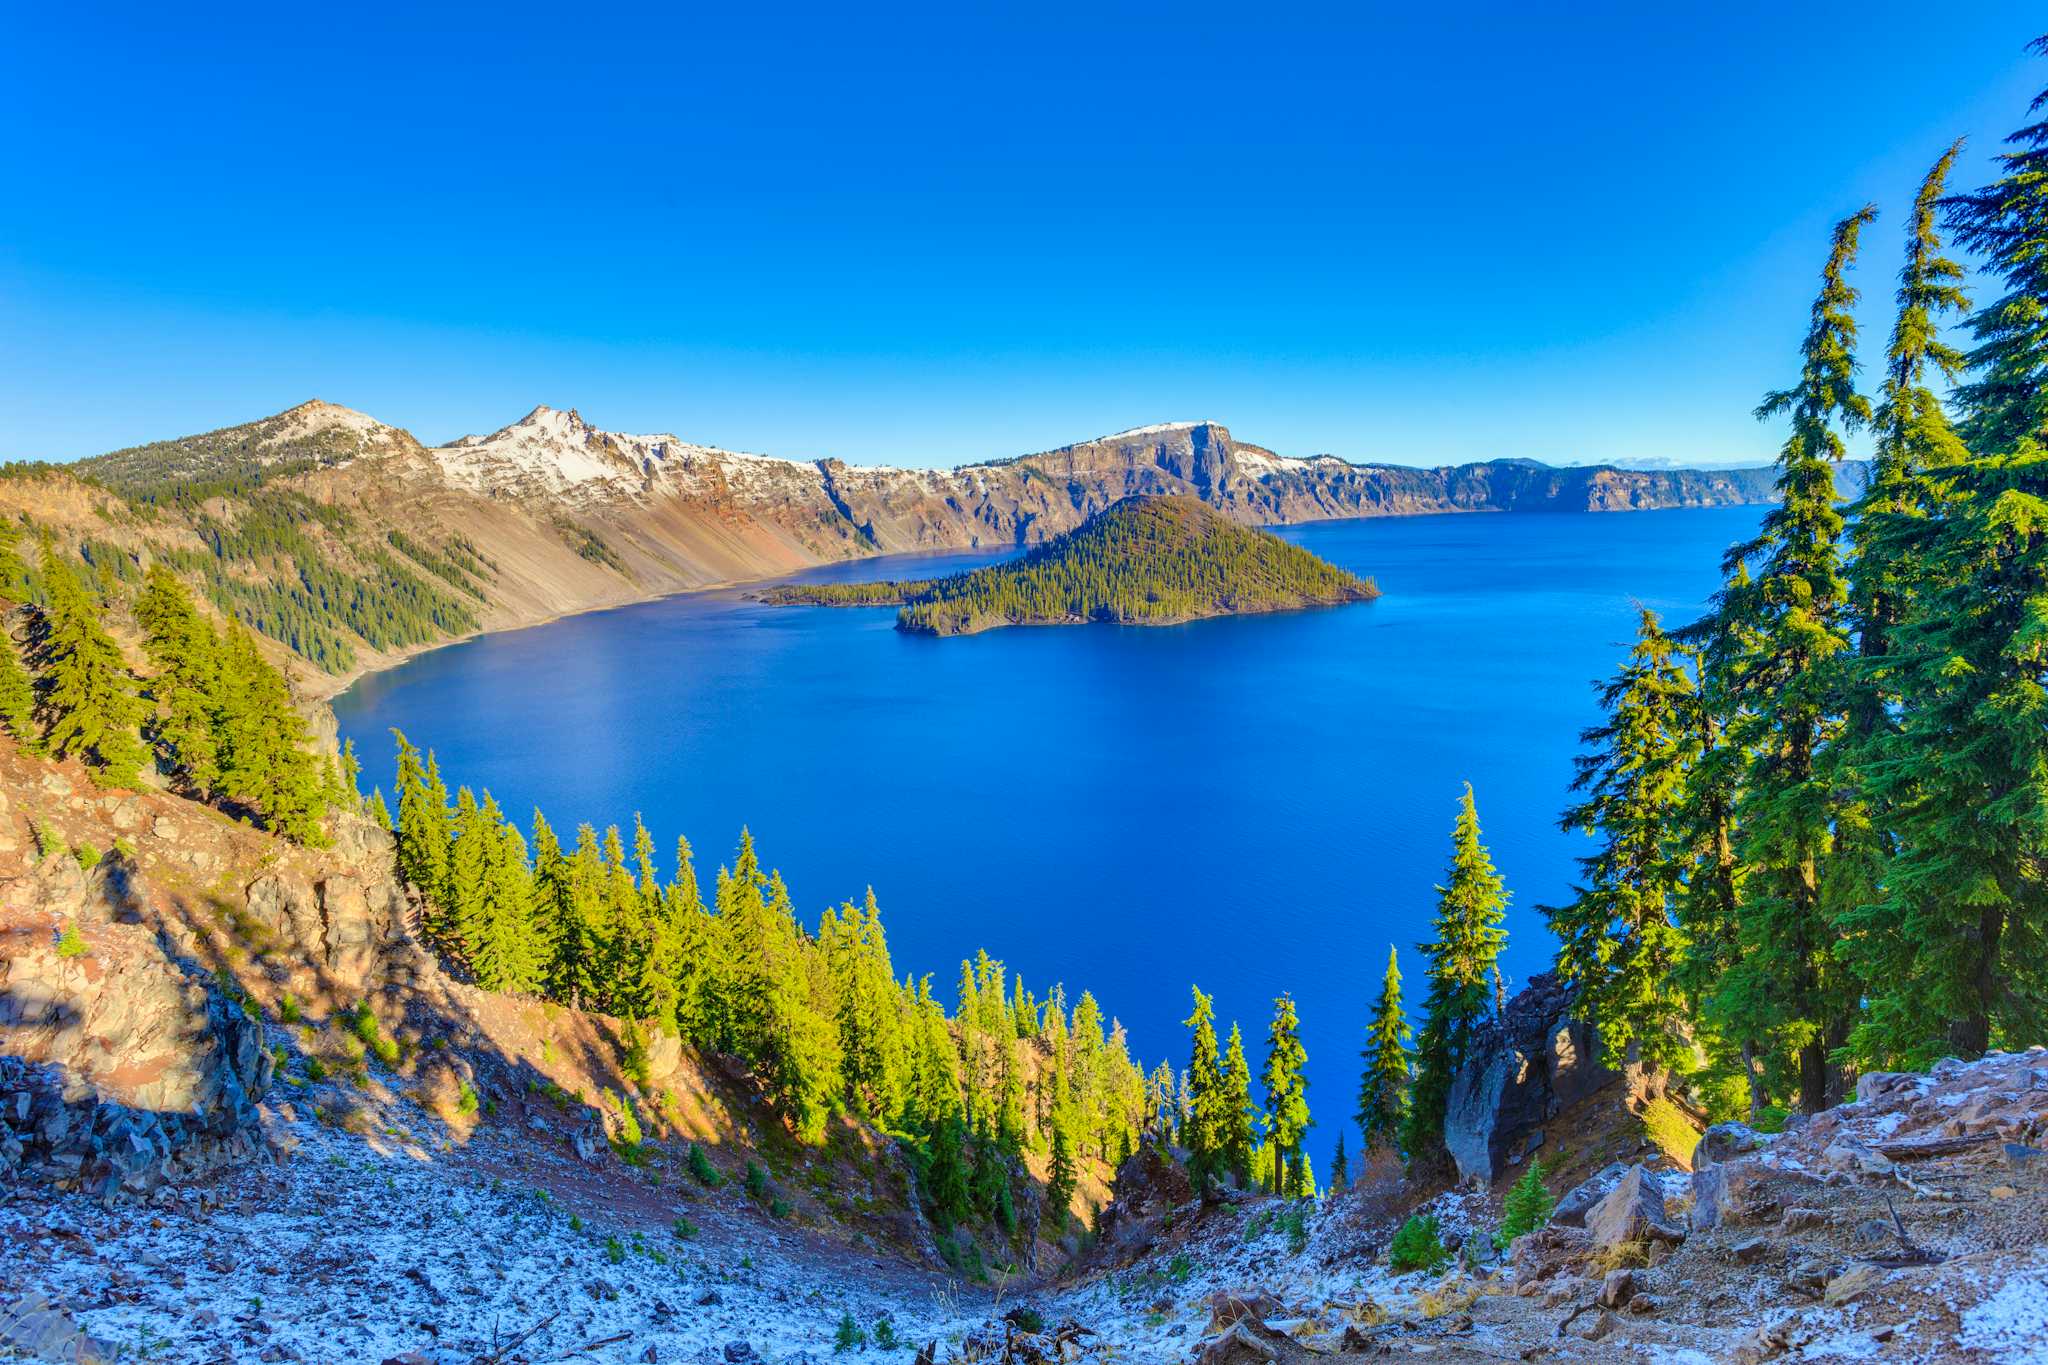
left=1401, top=784, right=1509, bottom=1172
left=1356, top=945, right=1411, bottom=1153
left=1712, top=206, right=1873, bottom=1113
left=1260, top=992, right=1310, bottom=1196
left=1549, top=609, right=1697, bottom=1071
left=35, top=541, right=145, bottom=788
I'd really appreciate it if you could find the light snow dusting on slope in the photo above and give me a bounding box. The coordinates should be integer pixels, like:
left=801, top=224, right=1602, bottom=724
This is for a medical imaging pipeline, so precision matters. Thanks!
left=1959, top=1249, right=2048, bottom=1364
left=430, top=406, right=828, bottom=506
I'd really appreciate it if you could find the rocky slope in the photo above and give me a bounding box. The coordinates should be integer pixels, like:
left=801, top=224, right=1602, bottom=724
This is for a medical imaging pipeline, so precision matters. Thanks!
left=3, top=731, right=2046, bottom=1363
left=9, top=401, right=1833, bottom=694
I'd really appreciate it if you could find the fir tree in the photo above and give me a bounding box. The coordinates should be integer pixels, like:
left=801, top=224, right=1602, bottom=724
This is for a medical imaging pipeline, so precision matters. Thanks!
left=35, top=542, right=145, bottom=788
left=1045, top=1106, right=1077, bottom=1235
left=1180, top=986, right=1227, bottom=1190
left=1220, top=1022, right=1257, bottom=1188
left=0, top=613, right=37, bottom=753
left=1356, top=945, right=1411, bottom=1153
left=1947, top=44, right=2048, bottom=453
left=134, top=564, right=222, bottom=795
left=1401, top=785, right=1509, bottom=1172
left=215, top=623, right=327, bottom=843
left=1260, top=993, right=1310, bottom=1196
left=1714, top=207, right=1874, bottom=1113
left=1329, top=1131, right=1349, bottom=1193
left=1549, top=609, right=1697, bottom=1071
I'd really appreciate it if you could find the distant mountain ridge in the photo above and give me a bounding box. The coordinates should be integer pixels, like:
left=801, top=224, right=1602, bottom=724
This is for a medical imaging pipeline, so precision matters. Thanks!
left=4, top=400, right=1852, bottom=691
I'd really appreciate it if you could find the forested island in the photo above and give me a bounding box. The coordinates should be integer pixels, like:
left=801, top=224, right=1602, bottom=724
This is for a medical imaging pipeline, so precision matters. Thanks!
left=758, top=494, right=1378, bottom=635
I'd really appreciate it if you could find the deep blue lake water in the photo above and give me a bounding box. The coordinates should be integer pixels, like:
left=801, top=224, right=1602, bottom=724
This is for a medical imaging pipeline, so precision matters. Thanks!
left=335, top=506, right=1758, bottom=1159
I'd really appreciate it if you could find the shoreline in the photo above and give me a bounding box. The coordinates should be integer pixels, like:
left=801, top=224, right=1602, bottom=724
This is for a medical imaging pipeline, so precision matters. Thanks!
left=306, top=498, right=1760, bottom=710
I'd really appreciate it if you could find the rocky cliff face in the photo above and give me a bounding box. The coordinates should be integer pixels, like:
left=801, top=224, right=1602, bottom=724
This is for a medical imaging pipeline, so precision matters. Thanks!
left=0, top=746, right=417, bottom=1197
left=1443, top=971, right=1622, bottom=1185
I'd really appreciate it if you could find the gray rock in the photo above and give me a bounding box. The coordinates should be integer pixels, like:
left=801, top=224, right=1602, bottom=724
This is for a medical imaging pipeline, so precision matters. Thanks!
left=1694, top=1122, right=1764, bottom=1167
left=1585, top=1164, right=1684, bottom=1249
left=1553, top=1162, right=1629, bottom=1227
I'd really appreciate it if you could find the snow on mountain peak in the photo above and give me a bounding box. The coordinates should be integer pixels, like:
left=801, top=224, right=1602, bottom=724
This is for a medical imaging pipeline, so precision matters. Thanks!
left=429, top=406, right=824, bottom=503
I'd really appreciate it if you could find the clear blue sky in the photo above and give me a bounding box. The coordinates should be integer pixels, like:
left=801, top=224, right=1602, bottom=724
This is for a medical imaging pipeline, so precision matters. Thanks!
left=2, top=4, right=2040, bottom=469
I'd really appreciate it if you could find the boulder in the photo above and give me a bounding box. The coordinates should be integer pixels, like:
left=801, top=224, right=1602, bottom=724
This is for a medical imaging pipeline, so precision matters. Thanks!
left=1585, top=1165, right=1684, bottom=1249
left=1694, top=1122, right=1765, bottom=1167
left=1690, top=1157, right=1784, bottom=1231
left=1553, top=1162, right=1629, bottom=1227
left=643, top=1029, right=683, bottom=1083
left=1205, top=1291, right=1284, bottom=1333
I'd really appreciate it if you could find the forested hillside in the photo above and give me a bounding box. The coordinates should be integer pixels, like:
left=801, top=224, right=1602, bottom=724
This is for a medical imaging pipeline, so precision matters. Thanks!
left=761, top=495, right=1378, bottom=634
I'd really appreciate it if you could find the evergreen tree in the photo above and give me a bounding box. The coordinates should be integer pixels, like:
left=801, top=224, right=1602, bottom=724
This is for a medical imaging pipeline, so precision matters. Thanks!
left=0, top=613, right=36, bottom=753
left=446, top=786, right=490, bottom=953
left=1549, top=609, right=1697, bottom=1071
left=1260, top=993, right=1310, bottom=1196
left=35, top=541, right=145, bottom=788
left=1401, top=785, right=1509, bottom=1171
left=1180, top=986, right=1227, bottom=1190
left=1713, top=207, right=1874, bottom=1113
left=1328, top=1131, right=1349, bottom=1194
left=1220, top=1022, right=1257, bottom=1188
left=1947, top=45, right=2048, bottom=453
left=1356, top=945, right=1411, bottom=1153
left=392, top=731, right=452, bottom=901
left=134, top=564, right=222, bottom=795
left=1859, top=437, right=2048, bottom=1060
left=366, top=787, right=392, bottom=833
left=1045, top=1105, right=1077, bottom=1235
left=216, top=623, right=327, bottom=842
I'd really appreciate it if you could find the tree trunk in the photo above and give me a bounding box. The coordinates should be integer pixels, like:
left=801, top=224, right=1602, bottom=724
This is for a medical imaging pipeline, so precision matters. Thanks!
left=1741, top=1039, right=1766, bottom=1119
left=1947, top=903, right=2006, bottom=1059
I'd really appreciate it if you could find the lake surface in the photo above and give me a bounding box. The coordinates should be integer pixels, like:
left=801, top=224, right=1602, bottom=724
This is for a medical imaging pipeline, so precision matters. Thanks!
left=335, top=507, right=1758, bottom=1158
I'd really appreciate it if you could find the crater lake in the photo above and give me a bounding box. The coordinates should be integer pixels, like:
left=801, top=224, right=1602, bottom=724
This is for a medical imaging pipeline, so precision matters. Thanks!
left=334, top=504, right=1761, bottom=1145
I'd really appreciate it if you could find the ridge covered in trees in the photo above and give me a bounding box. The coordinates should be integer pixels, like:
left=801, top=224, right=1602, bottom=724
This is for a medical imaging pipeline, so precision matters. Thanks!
left=760, top=495, right=1378, bottom=636
left=0, top=531, right=341, bottom=839
left=386, top=731, right=1150, bottom=1244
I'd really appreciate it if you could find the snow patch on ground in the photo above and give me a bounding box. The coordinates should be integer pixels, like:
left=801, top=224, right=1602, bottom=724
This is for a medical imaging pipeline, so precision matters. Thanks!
left=1959, top=1250, right=2048, bottom=1364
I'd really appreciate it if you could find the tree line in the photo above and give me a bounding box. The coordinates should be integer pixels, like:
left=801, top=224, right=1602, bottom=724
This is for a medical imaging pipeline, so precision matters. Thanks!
left=0, top=530, right=340, bottom=842
left=386, top=732, right=1148, bottom=1239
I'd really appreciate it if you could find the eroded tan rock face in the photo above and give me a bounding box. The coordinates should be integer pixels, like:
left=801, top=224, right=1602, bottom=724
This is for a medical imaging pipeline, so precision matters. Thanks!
left=0, top=857, right=274, bottom=1193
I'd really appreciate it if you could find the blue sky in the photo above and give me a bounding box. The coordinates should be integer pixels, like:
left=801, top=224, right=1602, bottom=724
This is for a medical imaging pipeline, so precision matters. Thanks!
left=2, top=4, right=2041, bottom=469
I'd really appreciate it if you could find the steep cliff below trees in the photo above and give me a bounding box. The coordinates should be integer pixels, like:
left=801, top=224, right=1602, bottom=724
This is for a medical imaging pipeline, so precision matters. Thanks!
left=9, top=402, right=1830, bottom=694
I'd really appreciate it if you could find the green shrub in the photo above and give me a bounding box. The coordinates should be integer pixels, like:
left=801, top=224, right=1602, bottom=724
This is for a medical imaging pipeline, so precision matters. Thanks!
left=604, top=1235, right=624, bottom=1265
left=457, top=1081, right=480, bottom=1117
left=111, top=837, right=136, bottom=863
left=745, top=1159, right=769, bottom=1201
left=1388, top=1213, right=1452, bottom=1274
left=56, top=919, right=89, bottom=959
left=73, top=842, right=102, bottom=871
left=688, top=1143, right=724, bottom=1187
left=1279, top=1202, right=1309, bottom=1254
left=304, top=1056, right=329, bottom=1082
left=672, top=1216, right=698, bottom=1241
left=769, top=1197, right=792, bottom=1220
left=279, top=993, right=301, bottom=1024
left=1495, top=1158, right=1555, bottom=1250
left=620, top=1022, right=651, bottom=1088
left=1006, top=1308, right=1043, bottom=1335
left=833, top=1310, right=867, bottom=1353
left=873, top=1319, right=899, bottom=1350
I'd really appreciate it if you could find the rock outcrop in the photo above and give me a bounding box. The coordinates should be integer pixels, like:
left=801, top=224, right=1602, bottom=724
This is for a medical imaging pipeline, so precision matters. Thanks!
left=0, top=858, right=274, bottom=1195
left=1443, top=971, right=1621, bottom=1183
